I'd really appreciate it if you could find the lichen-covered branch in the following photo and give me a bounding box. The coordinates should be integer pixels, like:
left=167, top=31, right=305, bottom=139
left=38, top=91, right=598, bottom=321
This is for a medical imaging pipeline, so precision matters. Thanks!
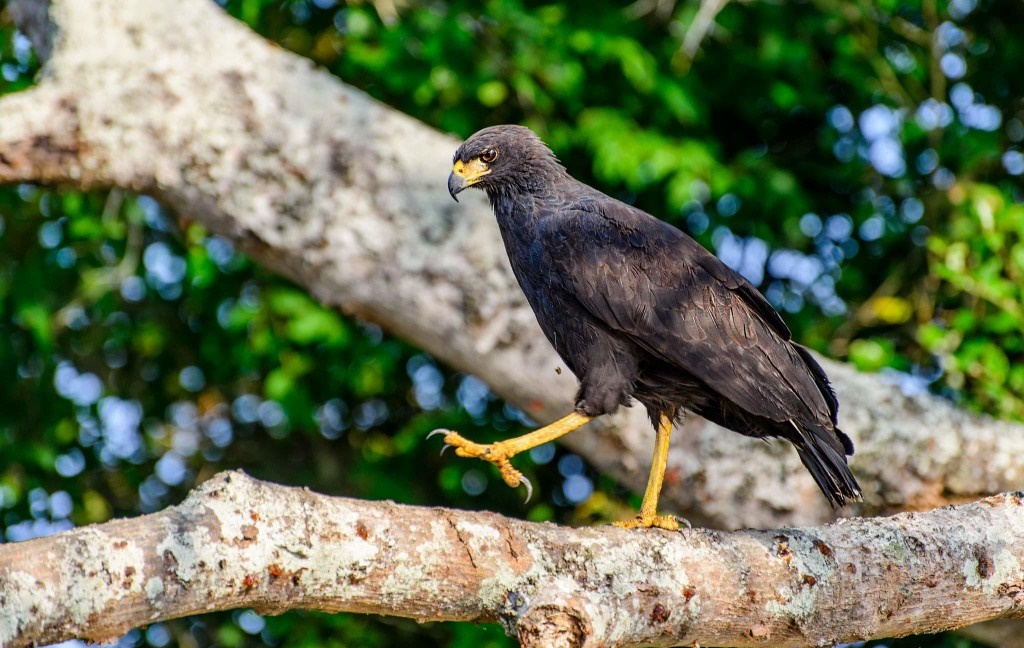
left=3, top=471, right=1024, bottom=648
left=4, top=0, right=1024, bottom=531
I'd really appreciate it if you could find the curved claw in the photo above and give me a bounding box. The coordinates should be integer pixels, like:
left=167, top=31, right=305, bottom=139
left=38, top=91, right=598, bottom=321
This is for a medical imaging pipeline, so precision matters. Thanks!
left=427, top=428, right=450, bottom=441
left=519, top=475, right=534, bottom=505
left=439, top=444, right=452, bottom=457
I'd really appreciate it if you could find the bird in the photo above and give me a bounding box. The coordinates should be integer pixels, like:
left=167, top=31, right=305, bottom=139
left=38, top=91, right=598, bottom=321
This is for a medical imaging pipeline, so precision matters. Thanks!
left=437, top=124, right=861, bottom=529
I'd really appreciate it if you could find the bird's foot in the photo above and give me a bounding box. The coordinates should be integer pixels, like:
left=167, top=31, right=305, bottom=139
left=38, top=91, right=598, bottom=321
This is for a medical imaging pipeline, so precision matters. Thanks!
left=613, top=514, right=688, bottom=531
left=428, top=429, right=533, bottom=502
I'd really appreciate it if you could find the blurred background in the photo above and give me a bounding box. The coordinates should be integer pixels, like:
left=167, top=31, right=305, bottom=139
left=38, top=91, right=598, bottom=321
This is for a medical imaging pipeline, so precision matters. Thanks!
left=1, top=0, right=1022, bottom=646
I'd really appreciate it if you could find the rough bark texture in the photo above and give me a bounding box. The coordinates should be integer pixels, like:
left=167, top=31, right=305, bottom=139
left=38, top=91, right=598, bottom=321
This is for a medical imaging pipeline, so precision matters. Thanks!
left=3, top=471, right=1024, bottom=648
left=4, top=0, right=1024, bottom=532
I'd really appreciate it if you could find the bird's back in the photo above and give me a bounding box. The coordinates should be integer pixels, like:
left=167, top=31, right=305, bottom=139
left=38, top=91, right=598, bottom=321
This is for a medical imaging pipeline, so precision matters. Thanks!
left=531, top=187, right=861, bottom=506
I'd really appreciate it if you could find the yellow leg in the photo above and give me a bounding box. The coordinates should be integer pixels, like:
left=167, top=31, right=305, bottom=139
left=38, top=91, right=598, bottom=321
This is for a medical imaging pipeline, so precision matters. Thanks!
left=431, top=412, right=592, bottom=493
left=614, top=411, right=681, bottom=531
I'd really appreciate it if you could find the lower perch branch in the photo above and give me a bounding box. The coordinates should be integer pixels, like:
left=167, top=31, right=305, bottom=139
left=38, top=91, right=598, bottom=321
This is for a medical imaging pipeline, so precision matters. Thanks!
left=2, top=471, right=1024, bottom=648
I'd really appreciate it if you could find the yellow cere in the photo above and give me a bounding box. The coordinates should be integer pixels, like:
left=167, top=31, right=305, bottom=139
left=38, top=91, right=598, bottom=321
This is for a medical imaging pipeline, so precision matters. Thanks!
left=451, top=157, right=491, bottom=185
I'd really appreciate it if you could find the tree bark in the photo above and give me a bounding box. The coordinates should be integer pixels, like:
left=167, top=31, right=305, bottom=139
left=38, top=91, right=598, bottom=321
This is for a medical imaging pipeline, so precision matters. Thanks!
left=3, top=470, right=1024, bottom=648
left=4, top=0, right=1024, bottom=533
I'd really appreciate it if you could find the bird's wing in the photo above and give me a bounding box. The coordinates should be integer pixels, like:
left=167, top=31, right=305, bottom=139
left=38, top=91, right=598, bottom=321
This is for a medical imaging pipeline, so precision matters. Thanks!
left=545, top=198, right=835, bottom=426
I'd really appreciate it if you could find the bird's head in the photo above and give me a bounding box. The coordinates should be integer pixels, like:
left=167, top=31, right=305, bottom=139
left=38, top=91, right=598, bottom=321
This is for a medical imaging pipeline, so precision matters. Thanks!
left=448, top=125, right=561, bottom=201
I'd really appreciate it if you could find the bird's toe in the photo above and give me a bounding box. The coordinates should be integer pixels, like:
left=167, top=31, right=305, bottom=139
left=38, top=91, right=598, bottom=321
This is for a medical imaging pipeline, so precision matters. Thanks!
left=428, top=430, right=530, bottom=497
left=612, top=514, right=684, bottom=532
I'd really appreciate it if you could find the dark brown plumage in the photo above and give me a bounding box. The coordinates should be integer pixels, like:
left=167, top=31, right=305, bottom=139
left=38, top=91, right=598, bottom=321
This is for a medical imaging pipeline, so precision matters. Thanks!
left=445, top=124, right=860, bottom=520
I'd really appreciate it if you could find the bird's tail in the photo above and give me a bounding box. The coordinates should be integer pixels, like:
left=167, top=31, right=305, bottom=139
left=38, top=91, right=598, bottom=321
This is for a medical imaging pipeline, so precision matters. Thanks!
left=792, top=421, right=862, bottom=508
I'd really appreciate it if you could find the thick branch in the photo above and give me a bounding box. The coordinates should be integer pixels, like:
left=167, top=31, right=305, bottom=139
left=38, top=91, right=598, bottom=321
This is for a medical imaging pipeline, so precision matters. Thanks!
left=4, top=0, right=1024, bottom=530
left=0, top=85, right=85, bottom=185
left=2, top=471, right=1024, bottom=648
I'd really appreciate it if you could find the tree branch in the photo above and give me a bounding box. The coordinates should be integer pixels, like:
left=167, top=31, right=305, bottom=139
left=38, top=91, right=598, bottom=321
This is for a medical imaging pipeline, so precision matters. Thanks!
left=3, top=0, right=1024, bottom=533
left=0, top=85, right=86, bottom=186
left=3, top=471, right=1024, bottom=648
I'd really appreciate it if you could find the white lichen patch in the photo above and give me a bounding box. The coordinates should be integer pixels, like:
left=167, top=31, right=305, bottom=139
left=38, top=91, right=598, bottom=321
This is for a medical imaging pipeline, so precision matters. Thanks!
left=196, top=474, right=381, bottom=594
left=297, top=535, right=380, bottom=592
left=145, top=576, right=165, bottom=604
left=650, top=539, right=704, bottom=619
left=377, top=519, right=471, bottom=602
left=591, top=535, right=707, bottom=642
left=764, top=583, right=818, bottom=621
left=155, top=516, right=212, bottom=585
left=452, top=518, right=530, bottom=606
left=420, top=520, right=452, bottom=562
left=380, top=561, right=440, bottom=602
left=63, top=528, right=146, bottom=625
left=302, top=512, right=380, bottom=591
left=464, top=530, right=554, bottom=612
left=590, top=537, right=649, bottom=599
left=0, top=569, right=58, bottom=642
left=783, top=534, right=839, bottom=582
left=963, top=546, right=1023, bottom=595
left=454, top=519, right=502, bottom=557
left=762, top=533, right=837, bottom=623
left=477, top=562, right=529, bottom=610
left=879, top=531, right=923, bottom=568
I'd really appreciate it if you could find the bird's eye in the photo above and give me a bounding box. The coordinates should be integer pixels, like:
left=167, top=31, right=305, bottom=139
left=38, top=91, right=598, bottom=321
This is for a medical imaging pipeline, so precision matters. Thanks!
left=481, top=148, right=498, bottom=163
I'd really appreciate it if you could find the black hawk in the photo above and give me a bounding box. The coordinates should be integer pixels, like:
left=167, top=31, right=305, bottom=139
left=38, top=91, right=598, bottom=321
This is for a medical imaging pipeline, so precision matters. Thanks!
left=438, top=124, right=861, bottom=529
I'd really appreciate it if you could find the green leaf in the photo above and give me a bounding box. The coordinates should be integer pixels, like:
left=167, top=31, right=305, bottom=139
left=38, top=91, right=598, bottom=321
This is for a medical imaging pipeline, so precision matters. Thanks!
left=264, top=368, right=294, bottom=402
left=15, top=303, right=52, bottom=349
left=477, top=80, right=509, bottom=107
left=848, top=338, right=893, bottom=373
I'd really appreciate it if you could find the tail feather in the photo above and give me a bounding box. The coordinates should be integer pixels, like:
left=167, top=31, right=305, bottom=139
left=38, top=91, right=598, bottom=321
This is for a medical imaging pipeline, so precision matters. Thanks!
left=793, top=422, right=862, bottom=508
left=793, top=344, right=840, bottom=421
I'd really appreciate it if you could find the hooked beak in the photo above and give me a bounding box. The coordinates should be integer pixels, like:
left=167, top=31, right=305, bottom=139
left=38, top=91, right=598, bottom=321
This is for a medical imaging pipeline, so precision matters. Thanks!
left=448, top=157, right=491, bottom=202
left=448, top=171, right=467, bottom=202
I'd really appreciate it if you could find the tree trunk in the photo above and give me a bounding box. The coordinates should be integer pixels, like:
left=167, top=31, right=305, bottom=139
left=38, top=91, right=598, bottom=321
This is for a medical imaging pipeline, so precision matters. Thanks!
left=3, top=470, right=1024, bottom=648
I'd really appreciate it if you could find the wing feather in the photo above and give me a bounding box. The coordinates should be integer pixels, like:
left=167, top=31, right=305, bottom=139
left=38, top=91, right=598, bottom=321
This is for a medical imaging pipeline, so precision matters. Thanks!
left=544, top=200, right=832, bottom=427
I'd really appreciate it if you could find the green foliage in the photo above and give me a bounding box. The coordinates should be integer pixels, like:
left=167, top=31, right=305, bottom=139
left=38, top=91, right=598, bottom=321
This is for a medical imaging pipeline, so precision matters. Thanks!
left=923, top=183, right=1024, bottom=418
left=2, top=0, right=1022, bottom=647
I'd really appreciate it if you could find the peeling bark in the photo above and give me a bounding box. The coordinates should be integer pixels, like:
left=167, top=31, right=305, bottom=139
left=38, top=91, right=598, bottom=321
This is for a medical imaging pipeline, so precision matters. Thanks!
left=3, top=0, right=1024, bottom=533
left=3, top=471, right=1024, bottom=648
